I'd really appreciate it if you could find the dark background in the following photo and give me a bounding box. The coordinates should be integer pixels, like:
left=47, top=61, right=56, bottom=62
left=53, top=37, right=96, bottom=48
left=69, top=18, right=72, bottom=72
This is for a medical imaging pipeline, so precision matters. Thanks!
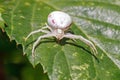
left=0, top=29, right=49, bottom=80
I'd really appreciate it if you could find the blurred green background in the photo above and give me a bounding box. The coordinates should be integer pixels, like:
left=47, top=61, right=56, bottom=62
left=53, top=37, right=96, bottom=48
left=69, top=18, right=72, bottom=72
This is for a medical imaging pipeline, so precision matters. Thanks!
left=0, top=29, right=49, bottom=80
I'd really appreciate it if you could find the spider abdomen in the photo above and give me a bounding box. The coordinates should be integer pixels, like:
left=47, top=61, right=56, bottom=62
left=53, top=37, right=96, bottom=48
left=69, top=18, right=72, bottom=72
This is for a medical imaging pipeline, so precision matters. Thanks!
left=47, top=11, right=72, bottom=30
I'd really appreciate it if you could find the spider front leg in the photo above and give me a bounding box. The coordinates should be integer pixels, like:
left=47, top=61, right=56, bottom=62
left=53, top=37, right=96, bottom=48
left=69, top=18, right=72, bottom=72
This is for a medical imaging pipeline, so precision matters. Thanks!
left=63, top=33, right=97, bottom=56
left=32, top=33, right=54, bottom=57
left=25, top=24, right=52, bottom=41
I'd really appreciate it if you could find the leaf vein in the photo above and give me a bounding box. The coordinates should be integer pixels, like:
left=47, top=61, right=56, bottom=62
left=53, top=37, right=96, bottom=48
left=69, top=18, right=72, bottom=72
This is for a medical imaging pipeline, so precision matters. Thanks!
left=10, top=0, right=20, bottom=38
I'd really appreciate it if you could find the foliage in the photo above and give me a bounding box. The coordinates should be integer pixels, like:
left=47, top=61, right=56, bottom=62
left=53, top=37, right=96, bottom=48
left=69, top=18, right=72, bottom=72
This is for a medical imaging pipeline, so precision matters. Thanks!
left=0, top=0, right=120, bottom=80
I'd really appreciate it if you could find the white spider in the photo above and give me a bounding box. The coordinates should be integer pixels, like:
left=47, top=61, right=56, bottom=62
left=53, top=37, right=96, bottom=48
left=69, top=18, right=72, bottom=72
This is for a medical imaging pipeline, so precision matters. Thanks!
left=25, top=11, right=97, bottom=57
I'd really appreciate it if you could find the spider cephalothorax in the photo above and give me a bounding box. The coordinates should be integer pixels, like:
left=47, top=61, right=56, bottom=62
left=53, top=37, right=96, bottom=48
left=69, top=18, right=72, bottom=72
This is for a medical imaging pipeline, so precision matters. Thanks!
left=25, top=11, right=97, bottom=57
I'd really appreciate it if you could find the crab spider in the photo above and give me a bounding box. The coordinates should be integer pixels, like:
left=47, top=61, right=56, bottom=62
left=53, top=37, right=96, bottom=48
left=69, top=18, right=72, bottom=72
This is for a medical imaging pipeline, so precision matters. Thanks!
left=25, top=11, right=97, bottom=57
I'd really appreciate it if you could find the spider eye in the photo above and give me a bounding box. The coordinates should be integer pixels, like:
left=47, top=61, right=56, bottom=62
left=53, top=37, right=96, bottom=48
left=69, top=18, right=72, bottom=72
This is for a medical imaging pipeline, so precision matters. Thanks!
left=47, top=11, right=72, bottom=29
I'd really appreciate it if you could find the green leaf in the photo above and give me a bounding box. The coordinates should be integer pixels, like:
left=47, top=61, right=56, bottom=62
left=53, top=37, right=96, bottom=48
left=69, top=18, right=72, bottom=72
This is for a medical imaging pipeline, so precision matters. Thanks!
left=1, top=0, right=120, bottom=80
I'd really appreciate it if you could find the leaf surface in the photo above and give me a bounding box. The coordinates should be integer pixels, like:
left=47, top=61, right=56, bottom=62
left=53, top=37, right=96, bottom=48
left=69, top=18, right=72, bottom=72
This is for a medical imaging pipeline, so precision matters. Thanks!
left=0, top=0, right=120, bottom=80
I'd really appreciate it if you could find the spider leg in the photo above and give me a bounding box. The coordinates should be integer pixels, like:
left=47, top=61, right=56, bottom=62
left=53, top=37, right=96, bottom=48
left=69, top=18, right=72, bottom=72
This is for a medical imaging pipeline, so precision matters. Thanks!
left=44, top=23, right=53, bottom=31
left=25, top=28, right=50, bottom=41
left=63, top=33, right=97, bottom=56
left=32, top=33, right=54, bottom=57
